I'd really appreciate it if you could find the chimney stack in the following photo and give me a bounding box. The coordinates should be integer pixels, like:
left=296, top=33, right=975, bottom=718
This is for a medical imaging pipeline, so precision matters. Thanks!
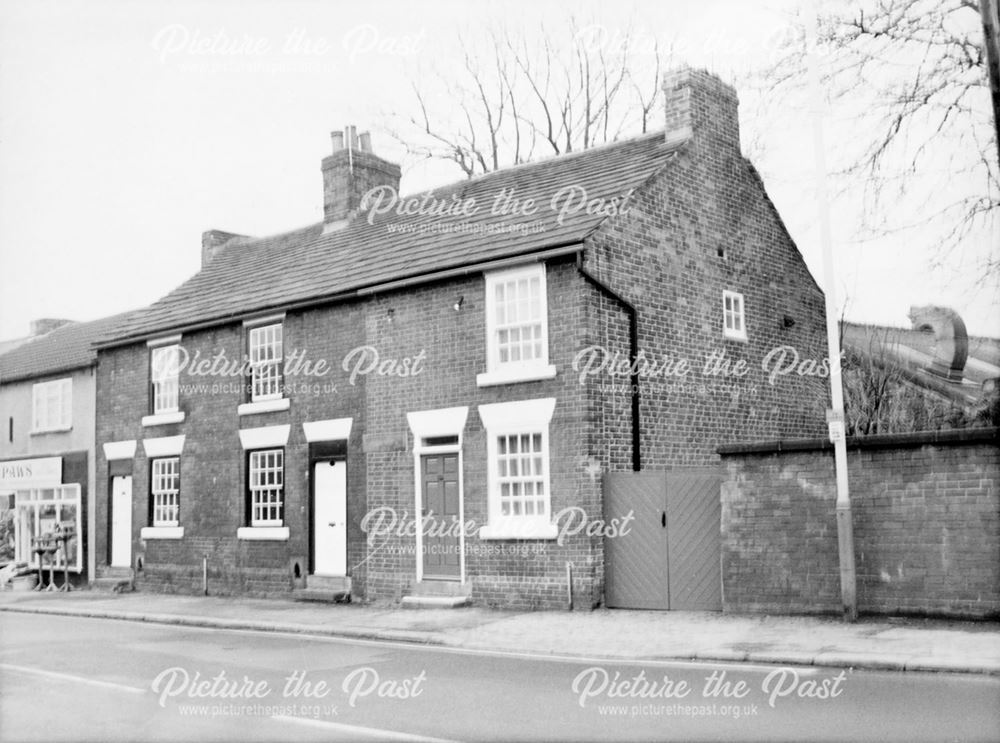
left=201, top=229, right=249, bottom=267
left=321, top=125, right=401, bottom=232
left=29, top=318, right=73, bottom=336
left=662, top=66, right=740, bottom=152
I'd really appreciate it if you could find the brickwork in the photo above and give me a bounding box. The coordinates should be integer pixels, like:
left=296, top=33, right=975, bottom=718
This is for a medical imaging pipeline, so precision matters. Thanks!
left=584, top=68, right=828, bottom=472
left=94, top=68, right=829, bottom=611
left=720, top=429, right=1000, bottom=618
left=96, top=305, right=367, bottom=598
left=359, top=260, right=603, bottom=610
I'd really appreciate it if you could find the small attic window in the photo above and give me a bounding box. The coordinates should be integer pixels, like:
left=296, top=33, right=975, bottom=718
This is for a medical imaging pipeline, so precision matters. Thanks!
left=723, top=290, right=747, bottom=341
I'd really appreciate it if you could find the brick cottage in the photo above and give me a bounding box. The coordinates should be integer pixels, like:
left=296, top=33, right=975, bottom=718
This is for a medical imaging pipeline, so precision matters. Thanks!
left=93, top=67, right=828, bottom=610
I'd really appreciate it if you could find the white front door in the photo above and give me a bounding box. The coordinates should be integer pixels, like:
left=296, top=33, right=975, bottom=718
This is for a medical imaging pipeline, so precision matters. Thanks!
left=110, top=476, right=132, bottom=568
left=313, top=460, right=346, bottom=576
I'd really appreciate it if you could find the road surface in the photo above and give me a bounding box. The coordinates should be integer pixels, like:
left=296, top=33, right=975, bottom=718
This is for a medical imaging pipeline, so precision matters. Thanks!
left=1, top=612, right=998, bottom=742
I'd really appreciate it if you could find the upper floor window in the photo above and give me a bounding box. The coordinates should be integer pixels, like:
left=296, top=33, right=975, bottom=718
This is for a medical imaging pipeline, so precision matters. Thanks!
left=32, top=378, right=72, bottom=433
left=150, top=457, right=180, bottom=527
left=248, top=323, right=283, bottom=401
left=478, top=265, right=556, bottom=387
left=150, top=344, right=181, bottom=414
left=723, top=290, right=747, bottom=341
left=248, top=448, right=284, bottom=526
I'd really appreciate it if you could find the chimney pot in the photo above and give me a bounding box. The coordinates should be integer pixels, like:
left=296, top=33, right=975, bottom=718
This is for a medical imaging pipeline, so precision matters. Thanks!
left=321, top=127, right=400, bottom=230
left=331, top=131, right=345, bottom=152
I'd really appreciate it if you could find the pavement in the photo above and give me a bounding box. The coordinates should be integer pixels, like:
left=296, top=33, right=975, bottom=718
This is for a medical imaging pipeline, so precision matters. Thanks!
left=1, top=589, right=998, bottom=675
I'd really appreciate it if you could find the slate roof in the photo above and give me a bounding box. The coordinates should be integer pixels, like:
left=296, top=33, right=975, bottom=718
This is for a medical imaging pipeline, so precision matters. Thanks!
left=0, top=313, right=135, bottom=384
left=100, top=131, right=678, bottom=346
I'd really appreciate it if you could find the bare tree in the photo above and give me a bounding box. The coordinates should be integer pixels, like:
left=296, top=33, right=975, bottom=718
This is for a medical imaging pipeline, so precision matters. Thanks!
left=383, top=19, right=667, bottom=178
left=763, top=0, right=999, bottom=278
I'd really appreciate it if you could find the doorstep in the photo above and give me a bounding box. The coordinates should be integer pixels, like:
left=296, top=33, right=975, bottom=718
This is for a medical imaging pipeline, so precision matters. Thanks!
left=401, top=579, right=472, bottom=609
left=293, top=574, right=351, bottom=603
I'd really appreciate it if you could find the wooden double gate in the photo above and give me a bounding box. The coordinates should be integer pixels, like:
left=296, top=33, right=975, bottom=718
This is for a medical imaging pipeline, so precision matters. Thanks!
left=603, top=470, right=722, bottom=611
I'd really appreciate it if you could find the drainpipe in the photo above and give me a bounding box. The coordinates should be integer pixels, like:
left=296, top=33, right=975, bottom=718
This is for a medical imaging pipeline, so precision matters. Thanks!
left=577, top=255, right=641, bottom=472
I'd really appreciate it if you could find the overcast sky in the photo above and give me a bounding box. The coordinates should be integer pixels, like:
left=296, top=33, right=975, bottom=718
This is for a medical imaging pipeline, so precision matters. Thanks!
left=1, top=0, right=997, bottom=339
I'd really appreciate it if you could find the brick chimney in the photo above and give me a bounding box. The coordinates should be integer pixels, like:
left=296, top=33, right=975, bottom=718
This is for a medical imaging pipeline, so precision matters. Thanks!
left=662, top=66, right=740, bottom=153
left=321, top=126, right=401, bottom=232
left=29, top=318, right=73, bottom=336
left=201, top=229, right=249, bottom=267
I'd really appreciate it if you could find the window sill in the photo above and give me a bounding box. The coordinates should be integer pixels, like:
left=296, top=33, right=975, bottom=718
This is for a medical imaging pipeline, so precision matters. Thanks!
left=30, top=426, right=72, bottom=436
left=141, top=526, right=184, bottom=540
left=238, top=398, right=290, bottom=416
left=237, top=526, right=289, bottom=541
left=723, top=332, right=748, bottom=343
left=142, top=411, right=185, bottom=427
left=476, top=364, right=557, bottom=388
left=479, top=522, right=558, bottom=540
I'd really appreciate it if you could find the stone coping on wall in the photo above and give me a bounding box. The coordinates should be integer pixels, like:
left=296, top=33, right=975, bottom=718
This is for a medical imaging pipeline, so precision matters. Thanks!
left=717, top=426, right=999, bottom=457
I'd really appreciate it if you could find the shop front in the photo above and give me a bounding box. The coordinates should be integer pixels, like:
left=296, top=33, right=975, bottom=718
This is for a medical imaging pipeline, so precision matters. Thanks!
left=0, top=453, right=88, bottom=585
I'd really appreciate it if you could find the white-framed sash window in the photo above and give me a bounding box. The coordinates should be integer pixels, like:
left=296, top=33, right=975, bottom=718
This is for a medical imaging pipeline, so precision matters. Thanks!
left=478, top=398, right=557, bottom=539
left=31, top=379, right=72, bottom=433
left=478, top=264, right=557, bottom=387
left=248, top=323, right=284, bottom=401
left=248, top=448, right=284, bottom=526
left=150, top=344, right=181, bottom=414
left=150, top=457, right=180, bottom=527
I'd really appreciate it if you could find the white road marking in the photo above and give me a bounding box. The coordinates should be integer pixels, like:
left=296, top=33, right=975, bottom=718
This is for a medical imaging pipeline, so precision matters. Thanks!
left=271, top=714, right=459, bottom=742
left=0, top=662, right=146, bottom=694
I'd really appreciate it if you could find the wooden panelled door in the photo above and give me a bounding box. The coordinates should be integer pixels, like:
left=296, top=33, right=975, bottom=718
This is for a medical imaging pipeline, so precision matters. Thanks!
left=420, top=453, right=461, bottom=580
left=312, top=460, right=347, bottom=576
left=110, top=475, right=132, bottom=568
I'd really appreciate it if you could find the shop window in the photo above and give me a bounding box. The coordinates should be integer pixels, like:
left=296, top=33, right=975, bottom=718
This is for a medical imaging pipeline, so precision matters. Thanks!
left=14, top=485, right=82, bottom=571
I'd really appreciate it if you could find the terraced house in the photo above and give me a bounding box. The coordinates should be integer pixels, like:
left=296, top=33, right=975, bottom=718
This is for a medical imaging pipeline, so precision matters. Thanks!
left=93, top=67, right=828, bottom=610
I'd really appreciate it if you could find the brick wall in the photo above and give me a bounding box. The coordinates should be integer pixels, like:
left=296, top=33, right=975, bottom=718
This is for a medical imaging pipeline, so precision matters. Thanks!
left=96, top=304, right=367, bottom=598
left=96, top=262, right=604, bottom=610
left=360, top=259, right=603, bottom=610
left=719, top=428, right=1000, bottom=618
left=584, top=69, right=829, bottom=475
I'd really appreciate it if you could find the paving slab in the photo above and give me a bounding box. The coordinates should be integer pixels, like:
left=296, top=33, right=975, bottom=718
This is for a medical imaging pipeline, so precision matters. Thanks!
left=1, top=590, right=997, bottom=675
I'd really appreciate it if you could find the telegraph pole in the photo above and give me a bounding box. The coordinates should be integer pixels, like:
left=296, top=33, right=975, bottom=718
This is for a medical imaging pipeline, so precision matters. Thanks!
left=805, top=2, right=857, bottom=622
